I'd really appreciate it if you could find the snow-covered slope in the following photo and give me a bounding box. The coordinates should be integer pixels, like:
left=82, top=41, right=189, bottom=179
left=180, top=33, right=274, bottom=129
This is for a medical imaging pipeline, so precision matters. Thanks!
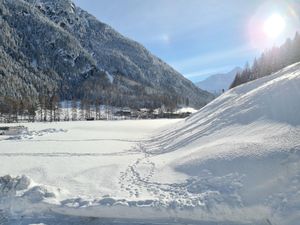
left=143, top=62, right=300, bottom=224
left=196, top=67, right=242, bottom=94
left=1, top=63, right=300, bottom=225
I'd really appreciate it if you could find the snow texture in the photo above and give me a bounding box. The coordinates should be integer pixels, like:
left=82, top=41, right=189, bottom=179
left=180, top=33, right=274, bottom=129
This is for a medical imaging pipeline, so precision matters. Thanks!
left=1, top=63, right=300, bottom=224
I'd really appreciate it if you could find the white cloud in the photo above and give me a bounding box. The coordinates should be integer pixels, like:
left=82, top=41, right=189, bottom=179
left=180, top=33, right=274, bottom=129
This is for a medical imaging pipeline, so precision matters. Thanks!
left=160, top=34, right=170, bottom=43
left=149, top=34, right=171, bottom=44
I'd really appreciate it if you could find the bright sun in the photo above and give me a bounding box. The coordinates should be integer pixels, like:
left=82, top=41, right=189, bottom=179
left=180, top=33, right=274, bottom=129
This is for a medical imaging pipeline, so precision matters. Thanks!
left=263, top=13, right=286, bottom=38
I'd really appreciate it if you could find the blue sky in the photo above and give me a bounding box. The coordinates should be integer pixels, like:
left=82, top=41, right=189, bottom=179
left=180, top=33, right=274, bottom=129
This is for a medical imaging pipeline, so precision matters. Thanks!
left=73, top=0, right=300, bottom=82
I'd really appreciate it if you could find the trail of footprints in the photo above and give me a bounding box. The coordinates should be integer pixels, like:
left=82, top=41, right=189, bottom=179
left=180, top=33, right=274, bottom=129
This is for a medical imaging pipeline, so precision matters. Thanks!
left=118, top=143, right=193, bottom=204
left=119, top=155, right=155, bottom=198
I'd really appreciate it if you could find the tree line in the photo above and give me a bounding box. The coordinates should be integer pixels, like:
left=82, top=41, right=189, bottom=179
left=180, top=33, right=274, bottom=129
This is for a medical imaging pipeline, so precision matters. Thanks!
left=0, top=95, right=114, bottom=123
left=230, top=32, right=300, bottom=88
left=0, top=92, right=188, bottom=123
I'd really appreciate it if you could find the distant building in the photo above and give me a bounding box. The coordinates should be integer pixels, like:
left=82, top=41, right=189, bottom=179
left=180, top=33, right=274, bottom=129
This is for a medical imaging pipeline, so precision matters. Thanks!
left=114, top=107, right=132, bottom=117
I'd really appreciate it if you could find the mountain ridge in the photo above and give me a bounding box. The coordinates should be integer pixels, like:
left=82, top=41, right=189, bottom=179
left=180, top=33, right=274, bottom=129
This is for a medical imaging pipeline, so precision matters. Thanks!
left=196, top=67, right=242, bottom=94
left=0, top=0, right=214, bottom=109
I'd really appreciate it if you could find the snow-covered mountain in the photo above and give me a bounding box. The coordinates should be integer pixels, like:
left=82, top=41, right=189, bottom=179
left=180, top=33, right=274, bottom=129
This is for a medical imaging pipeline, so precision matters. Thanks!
left=0, top=0, right=213, bottom=108
left=196, top=67, right=242, bottom=94
left=1, top=62, right=299, bottom=224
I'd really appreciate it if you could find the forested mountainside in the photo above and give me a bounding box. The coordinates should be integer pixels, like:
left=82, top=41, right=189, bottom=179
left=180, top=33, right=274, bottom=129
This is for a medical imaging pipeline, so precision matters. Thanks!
left=230, top=32, right=300, bottom=88
left=0, top=0, right=213, bottom=113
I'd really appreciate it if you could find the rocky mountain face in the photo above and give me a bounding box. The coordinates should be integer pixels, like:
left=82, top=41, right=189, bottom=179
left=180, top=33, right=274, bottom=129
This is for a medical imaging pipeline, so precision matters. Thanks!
left=0, top=0, right=214, bottom=109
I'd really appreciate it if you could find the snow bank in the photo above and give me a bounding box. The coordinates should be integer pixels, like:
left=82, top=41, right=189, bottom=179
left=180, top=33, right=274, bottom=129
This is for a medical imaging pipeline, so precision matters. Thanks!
left=0, top=174, right=271, bottom=224
left=140, top=62, right=300, bottom=225
left=147, top=62, right=300, bottom=155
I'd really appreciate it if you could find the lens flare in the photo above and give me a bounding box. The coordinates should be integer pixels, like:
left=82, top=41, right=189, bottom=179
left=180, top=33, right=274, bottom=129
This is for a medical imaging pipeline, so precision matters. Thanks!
left=263, top=13, right=286, bottom=38
left=247, top=0, right=299, bottom=50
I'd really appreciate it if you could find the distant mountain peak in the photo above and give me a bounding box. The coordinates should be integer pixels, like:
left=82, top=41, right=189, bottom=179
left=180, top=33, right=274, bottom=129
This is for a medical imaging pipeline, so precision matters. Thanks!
left=196, top=67, right=242, bottom=94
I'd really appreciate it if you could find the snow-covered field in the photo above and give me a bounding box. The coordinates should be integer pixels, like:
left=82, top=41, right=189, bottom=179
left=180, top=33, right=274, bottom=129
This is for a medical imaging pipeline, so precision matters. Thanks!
left=1, top=63, right=300, bottom=225
left=0, top=120, right=179, bottom=199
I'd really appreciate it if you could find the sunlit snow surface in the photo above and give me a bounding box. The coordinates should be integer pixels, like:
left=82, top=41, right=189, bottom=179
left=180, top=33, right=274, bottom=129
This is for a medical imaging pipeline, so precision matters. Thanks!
left=1, top=63, right=300, bottom=224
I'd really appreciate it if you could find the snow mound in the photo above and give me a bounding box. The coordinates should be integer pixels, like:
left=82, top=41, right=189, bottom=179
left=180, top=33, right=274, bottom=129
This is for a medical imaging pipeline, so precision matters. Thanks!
left=139, top=62, right=300, bottom=225
left=0, top=175, right=31, bottom=197
left=147, top=62, right=300, bottom=155
left=0, top=175, right=59, bottom=203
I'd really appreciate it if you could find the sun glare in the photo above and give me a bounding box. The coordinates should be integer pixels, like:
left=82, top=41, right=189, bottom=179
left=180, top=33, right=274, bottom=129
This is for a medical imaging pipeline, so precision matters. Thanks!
left=263, top=13, right=286, bottom=38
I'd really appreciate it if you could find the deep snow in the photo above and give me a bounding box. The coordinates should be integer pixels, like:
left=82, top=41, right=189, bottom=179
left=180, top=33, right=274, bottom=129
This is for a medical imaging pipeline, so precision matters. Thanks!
left=1, top=63, right=300, bottom=225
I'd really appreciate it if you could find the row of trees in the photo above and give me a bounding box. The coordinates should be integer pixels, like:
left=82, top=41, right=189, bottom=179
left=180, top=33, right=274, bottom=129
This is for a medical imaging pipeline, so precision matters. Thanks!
left=0, top=93, right=187, bottom=123
left=0, top=96, right=111, bottom=123
left=0, top=95, right=59, bottom=123
left=230, top=32, right=300, bottom=88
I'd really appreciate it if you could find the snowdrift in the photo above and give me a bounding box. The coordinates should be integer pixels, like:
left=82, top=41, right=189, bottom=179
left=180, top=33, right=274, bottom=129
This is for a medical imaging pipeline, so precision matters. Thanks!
left=142, top=62, right=300, bottom=225
left=147, top=62, right=300, bottom=155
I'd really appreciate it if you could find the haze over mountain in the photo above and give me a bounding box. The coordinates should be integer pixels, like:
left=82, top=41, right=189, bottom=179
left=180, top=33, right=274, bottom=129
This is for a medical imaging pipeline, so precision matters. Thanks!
left=0, top=0, right=213, bottom=109
left=196, top=67, right=242, bottom=94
